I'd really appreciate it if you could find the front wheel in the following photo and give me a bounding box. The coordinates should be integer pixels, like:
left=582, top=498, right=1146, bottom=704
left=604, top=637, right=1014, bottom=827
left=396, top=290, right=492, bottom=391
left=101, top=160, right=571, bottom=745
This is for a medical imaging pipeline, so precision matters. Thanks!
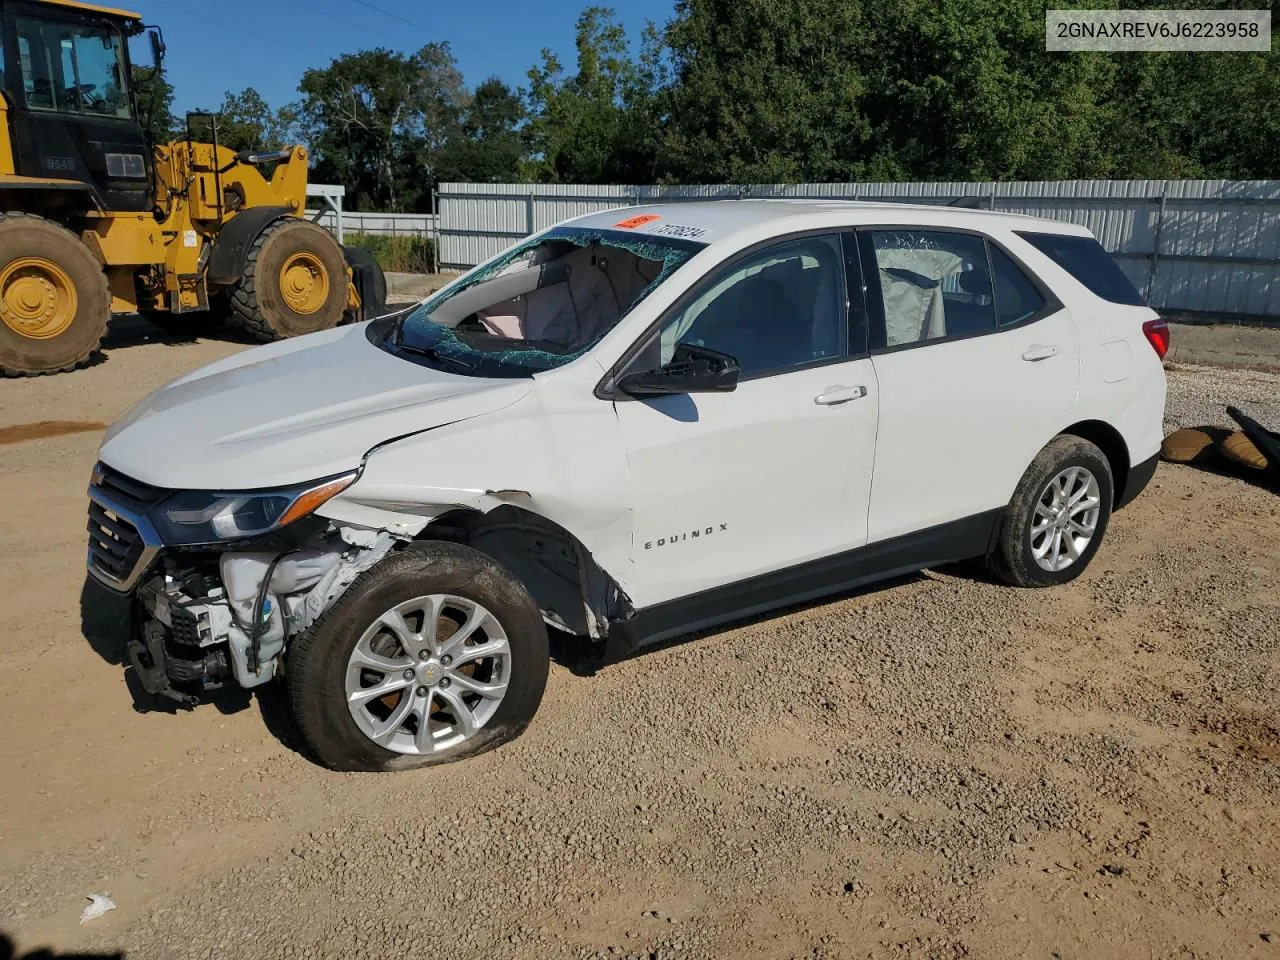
left=0, top=213, right=110, bottom=376
left=287, top=542, right=549, bottom=772
left=229, top=218, right=349, bottom=341
left=989, top=435, right=1114, bottom=588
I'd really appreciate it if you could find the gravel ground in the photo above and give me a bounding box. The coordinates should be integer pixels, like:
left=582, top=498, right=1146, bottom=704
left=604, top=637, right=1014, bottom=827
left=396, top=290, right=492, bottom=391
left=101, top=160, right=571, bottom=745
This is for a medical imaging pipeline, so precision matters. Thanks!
left=0, top=332, right=1277, bottom=960
left=1164, top=362, right=1280, bottom=434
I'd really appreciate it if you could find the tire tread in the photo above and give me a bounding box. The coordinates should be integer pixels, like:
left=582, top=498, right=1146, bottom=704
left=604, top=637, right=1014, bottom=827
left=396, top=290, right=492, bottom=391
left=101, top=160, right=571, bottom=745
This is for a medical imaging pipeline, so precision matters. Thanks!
left=0, top=212, right=111, bottom=377
left=286, top=541, right=549, bottom=772
left=989, top=435, right=1114, bottom=588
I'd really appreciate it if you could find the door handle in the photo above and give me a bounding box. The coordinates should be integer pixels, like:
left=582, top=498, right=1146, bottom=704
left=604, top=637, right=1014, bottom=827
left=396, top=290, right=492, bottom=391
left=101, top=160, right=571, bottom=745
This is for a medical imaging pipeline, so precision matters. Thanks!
left=814, top=385, right=867, bottom=406
left=1022, top=344, right=1061, bottom=362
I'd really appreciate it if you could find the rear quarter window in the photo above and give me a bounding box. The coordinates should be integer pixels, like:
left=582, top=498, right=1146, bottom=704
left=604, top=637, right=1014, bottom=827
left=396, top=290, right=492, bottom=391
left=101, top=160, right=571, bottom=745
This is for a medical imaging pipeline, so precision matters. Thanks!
left=1016, top=231, right=1145, bottom=307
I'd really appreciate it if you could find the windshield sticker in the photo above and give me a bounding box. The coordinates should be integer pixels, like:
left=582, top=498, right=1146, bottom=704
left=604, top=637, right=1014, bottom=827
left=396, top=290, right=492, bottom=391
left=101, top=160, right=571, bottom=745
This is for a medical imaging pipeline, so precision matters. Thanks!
left=615, top=213, right=662, bottom=229
left=651, top=223, right=707, bottom=240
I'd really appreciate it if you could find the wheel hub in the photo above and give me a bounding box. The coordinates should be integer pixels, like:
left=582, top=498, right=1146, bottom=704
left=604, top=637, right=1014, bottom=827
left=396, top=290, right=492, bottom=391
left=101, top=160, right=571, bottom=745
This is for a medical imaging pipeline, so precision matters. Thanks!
left=345, top=594, right=511, bottom=756
left=0, top=257, right=78, bottom=339
left=278, top=252, right=329, bottom=315
left=1030, top=465, right=1101, bottom=573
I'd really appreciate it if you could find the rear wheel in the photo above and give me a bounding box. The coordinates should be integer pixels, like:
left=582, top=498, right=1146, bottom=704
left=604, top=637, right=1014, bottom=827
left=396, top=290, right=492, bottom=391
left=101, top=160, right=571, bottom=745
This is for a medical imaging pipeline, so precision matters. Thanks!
left=287, top=542, right=549, bottom=772
left=229, top=218, right=348, bottom=341
left=989, top=436, right=1114, bottom=587
left=0, top=213, right=110, bottom=376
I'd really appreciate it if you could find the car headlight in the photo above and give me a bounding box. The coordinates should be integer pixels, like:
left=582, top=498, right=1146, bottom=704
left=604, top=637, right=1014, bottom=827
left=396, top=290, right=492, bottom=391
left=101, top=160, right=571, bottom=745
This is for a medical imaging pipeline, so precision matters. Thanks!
left=150, top=473, right=356, bottom=546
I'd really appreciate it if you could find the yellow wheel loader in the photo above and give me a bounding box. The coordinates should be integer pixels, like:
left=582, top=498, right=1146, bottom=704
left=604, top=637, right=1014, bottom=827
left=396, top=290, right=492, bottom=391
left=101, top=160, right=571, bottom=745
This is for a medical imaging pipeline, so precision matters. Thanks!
left=0, top=0, right=385, bottom=376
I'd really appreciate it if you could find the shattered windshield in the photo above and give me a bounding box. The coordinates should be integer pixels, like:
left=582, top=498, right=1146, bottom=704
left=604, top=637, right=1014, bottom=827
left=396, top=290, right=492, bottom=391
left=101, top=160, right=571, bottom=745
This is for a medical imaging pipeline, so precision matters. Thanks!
left=371, top=226, right=705, bottom=378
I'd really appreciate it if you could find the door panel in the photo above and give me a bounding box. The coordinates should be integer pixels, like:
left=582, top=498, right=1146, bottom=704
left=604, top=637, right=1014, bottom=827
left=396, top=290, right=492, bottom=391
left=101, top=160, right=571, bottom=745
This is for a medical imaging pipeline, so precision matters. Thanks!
left=867, top=313, right=1078, bottom=542
left=860, top=228, right=1079, bottom=543
left=616, top=358, right=879, bottom=607
left=612, top=231, right=878, bottom=609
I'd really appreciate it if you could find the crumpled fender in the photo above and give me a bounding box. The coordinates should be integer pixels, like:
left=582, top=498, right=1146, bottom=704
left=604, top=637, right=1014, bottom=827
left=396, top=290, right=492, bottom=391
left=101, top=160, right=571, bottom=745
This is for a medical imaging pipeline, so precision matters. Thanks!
left=315, top=484, right=537, bottom=536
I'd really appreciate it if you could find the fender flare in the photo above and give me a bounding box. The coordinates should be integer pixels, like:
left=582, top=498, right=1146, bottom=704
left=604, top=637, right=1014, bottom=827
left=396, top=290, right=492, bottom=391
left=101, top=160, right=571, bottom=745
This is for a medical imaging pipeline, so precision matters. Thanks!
left=205, top=206, right=293, bottom=286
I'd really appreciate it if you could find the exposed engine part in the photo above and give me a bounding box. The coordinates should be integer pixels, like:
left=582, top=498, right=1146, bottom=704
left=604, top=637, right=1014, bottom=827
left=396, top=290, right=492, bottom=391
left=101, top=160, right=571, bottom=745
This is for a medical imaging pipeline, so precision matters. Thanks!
left=219, top=544, right=352, bottom=686
left=127, top=621, right=200, bottom=707
left=296, top=530, right=397, bottom=633
left=134, top=525, right=403, bottom=696
left=163, top=640, right=231, bottom=687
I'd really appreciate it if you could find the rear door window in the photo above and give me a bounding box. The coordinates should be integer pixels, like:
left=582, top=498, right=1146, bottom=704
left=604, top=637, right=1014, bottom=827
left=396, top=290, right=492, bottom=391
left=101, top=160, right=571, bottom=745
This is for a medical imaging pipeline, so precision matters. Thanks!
left=1016, top=231, right=1144, bottom=306
left=989, top=245, right=1047, bottom=327
left=865, top=230, right=995, bottom=348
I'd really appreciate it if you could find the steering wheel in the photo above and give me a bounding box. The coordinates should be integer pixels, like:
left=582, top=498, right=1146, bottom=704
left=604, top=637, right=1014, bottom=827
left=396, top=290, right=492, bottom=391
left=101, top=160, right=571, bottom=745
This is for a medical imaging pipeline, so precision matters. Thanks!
left=66, top=82, right=101, bottom=106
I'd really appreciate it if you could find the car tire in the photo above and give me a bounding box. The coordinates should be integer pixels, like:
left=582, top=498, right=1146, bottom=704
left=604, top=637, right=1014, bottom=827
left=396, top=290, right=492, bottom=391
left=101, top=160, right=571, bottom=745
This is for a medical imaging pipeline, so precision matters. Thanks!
left=989, top=435, right=1114, bottom=588
left=287, top=542, right=549, bottom=772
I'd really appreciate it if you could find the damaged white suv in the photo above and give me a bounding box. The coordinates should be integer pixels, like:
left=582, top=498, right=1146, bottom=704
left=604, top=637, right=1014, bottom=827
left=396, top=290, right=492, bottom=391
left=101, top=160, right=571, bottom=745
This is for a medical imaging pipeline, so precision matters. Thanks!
left=88, top=201, right=1167, bottom=771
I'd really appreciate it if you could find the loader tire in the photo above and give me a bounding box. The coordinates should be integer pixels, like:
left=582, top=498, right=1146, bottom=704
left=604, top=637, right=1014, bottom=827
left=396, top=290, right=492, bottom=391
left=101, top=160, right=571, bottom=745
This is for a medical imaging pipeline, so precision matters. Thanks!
left=0, top=213, right=110, bottom=376
left=1161, top=426, right=1231, bottom=464
left=1220, top=431, right=1269, bottom=471
left=230, top=218, right=348, bottom=342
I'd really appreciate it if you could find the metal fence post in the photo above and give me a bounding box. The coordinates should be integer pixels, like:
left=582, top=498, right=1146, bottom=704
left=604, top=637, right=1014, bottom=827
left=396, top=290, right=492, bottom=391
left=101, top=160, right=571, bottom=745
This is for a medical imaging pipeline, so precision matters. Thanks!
left=1145, top=186, right=1168, bottom=304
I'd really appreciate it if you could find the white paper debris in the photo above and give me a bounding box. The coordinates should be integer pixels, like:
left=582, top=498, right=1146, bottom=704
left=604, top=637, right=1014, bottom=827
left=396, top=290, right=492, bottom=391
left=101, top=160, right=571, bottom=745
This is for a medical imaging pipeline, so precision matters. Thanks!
left=80, top=893, right=116, bottom=923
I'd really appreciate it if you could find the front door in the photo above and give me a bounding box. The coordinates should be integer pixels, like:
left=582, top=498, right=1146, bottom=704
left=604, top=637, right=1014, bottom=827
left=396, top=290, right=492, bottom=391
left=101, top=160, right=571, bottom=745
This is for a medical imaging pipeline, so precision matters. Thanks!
left=612, top=233, right=880, bottom=608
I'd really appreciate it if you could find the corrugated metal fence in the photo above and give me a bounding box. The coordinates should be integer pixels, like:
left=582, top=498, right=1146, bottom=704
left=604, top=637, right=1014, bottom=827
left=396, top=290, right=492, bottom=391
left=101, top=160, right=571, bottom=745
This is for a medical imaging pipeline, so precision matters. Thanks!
left=314, top=210, right=439, bottom=240
left=437, top=180, right=1280, bottom=317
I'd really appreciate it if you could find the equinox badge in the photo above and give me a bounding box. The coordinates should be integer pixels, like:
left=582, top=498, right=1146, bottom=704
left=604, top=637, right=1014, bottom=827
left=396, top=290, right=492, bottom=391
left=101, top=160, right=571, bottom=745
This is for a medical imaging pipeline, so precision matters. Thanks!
left=645, top=524, right=727, bottom=550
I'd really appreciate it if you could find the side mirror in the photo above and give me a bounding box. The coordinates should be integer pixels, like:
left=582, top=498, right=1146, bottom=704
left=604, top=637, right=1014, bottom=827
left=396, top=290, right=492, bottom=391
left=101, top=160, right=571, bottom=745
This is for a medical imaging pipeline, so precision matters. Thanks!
left=616, top=343, right=741, bottom=398
left=147, top=27, right=166, bottom=68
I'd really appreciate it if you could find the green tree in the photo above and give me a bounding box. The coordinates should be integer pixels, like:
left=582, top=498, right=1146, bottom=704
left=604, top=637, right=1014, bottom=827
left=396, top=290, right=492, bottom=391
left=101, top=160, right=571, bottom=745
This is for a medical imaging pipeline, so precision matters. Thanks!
left=209, top=87, right=299, bottom=153
left=662, top=0, right=871, bottom=182
left=298, top=44, right=468, bottom=211
left=854, top=0, right=1118, bottom=181
left=660, top=0, right=1125, bottom=183
left=132, top=65, right=175, bottom=148
left=435, top=78, right=528, bottom=184
left=1104, top=48, right=1280, bottom=179
left=524, top=7, right=659, bottom=182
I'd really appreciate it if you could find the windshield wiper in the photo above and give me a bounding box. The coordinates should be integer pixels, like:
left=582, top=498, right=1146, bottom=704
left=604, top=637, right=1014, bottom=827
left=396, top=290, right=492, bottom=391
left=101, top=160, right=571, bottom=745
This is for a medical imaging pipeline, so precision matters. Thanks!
left=390, top=334, right=477, bottom=374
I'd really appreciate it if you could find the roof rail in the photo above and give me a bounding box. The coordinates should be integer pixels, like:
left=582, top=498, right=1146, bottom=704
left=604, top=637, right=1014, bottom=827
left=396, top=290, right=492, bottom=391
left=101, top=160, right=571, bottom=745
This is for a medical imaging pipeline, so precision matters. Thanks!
left=947, top=196, right=988, bottom=209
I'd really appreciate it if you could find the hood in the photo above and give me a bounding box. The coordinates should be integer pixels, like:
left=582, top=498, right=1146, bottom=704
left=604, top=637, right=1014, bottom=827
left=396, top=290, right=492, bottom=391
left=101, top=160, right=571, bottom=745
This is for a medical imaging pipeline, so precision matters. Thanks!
left=99, top=323, right=534, bottom=490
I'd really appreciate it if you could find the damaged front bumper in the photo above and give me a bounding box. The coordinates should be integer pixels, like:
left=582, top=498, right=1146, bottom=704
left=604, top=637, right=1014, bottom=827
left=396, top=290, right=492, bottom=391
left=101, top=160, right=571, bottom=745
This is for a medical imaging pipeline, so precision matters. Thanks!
left=87, top=465, right=399, bottom=705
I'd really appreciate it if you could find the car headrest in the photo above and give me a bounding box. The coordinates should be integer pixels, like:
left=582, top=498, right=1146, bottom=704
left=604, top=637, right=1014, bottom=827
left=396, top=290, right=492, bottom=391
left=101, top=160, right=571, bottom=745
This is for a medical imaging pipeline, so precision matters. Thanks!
left=957, top=268, right=991, bottom=295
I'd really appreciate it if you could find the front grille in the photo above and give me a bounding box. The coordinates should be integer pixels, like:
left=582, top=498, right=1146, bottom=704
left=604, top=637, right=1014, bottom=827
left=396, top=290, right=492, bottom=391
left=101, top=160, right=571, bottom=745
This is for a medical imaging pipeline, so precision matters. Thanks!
left=86, top=462, right=167, bottom=591
left=93, top=462, right=167, bottom=511
left=87, top=501, right=146, bottom=585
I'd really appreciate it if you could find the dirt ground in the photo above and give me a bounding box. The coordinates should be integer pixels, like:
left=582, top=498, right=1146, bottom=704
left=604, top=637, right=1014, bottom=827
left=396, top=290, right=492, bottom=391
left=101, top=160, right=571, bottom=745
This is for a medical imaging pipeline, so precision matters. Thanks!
left=0, top=317, right=1278, bottom=960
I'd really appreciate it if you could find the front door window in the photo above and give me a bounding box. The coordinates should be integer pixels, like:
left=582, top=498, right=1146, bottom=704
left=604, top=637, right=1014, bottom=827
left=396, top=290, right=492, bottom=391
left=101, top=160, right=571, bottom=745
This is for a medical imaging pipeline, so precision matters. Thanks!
left=653, top=234, right=849, bottom=378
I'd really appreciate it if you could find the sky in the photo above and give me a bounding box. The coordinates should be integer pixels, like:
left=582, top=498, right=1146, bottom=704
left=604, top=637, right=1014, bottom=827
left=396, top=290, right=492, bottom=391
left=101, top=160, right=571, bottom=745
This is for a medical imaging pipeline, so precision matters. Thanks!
left=124, top=0, right=676, bottom=115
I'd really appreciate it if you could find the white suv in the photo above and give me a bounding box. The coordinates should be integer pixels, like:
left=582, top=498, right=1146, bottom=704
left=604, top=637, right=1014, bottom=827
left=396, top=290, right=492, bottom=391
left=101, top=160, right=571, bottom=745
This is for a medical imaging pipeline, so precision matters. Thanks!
left=87, top=201, right=1168, bottom=771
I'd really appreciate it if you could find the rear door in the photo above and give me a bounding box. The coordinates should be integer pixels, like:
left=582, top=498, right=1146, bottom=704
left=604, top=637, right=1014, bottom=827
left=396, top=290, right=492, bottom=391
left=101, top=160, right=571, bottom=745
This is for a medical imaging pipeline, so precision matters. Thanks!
left=611, top=232, right=880, bottom=608
left=861, top=227, right=1080, bottom=543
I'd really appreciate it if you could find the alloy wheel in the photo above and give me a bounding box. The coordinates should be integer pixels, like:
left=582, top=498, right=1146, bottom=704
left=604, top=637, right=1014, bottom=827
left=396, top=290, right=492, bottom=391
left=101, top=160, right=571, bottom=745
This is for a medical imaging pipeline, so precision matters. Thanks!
left=345, top=594, right=511, bottom=756
left=1030, top=465, right=1102, bottom=572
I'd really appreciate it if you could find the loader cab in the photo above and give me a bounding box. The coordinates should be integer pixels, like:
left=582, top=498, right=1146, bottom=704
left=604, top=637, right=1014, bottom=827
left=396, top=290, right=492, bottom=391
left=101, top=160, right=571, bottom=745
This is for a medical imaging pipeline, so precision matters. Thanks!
left=0, top=0, right=153, bottom=211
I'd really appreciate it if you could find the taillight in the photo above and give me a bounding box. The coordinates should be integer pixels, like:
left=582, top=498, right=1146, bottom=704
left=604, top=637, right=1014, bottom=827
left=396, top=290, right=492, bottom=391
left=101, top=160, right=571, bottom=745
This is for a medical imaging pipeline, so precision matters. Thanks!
left=1142, top=318, right=1170, bottom=359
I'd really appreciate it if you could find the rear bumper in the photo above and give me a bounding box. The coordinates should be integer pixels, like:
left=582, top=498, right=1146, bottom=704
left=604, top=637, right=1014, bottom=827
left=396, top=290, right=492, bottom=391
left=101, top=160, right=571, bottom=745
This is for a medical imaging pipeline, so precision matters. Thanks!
left=1116, top=453, right=1158, bottom=510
